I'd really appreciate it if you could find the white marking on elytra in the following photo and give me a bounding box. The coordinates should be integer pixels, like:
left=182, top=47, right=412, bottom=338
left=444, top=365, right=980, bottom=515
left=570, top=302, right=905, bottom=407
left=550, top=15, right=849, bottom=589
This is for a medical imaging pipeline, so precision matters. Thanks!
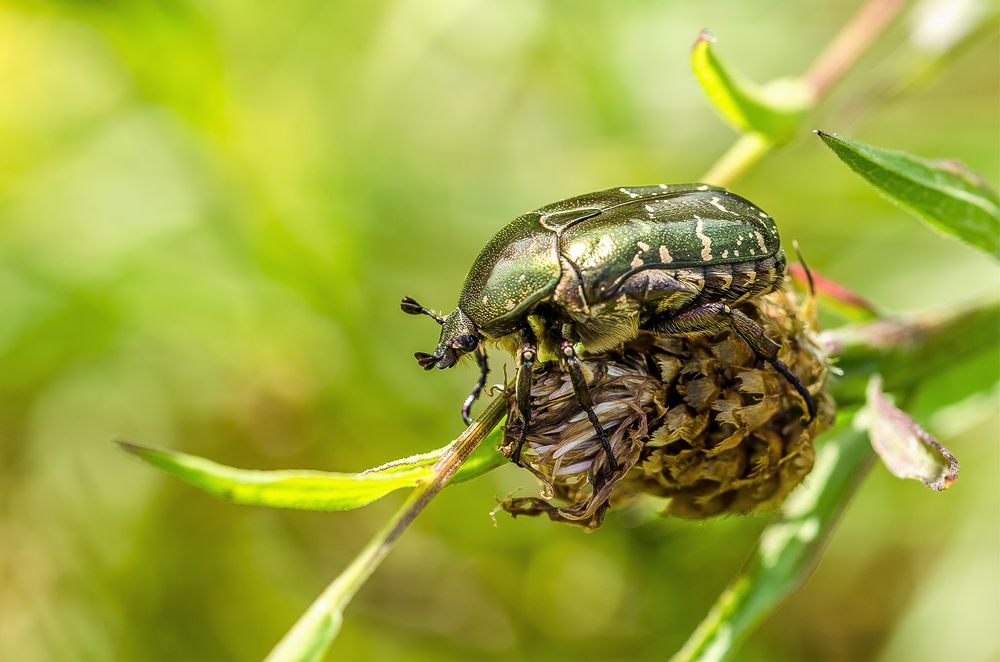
left=709, top=196, right=736, bottom=215
left=566, top=241, right=587, bottom=262
left=754, top=231, right=768, bottom=253
left=659, top=183, right=669, bottom=189
left=758, top=211, right=767, bottom=218
left=483, top=295, right=489, bottom=305
left=518, top=273, right=527, bottom=282
left=721, top=249, right=729, bottom=258
left=734, top=250, right=740, bottom=257
left=505, top=299, right=516, bottom=311
left=695, top=218, right=713, bottom=261
left=696, top=185, right=709, bottom=191
left=637, top=241, right=650, bottom=252
left=659, top=245, right=673, bottom=263
left=577, top=235, right=615, bottom=269
left=619, top=187, right=640, bottom=199
left=630, top=253, right=643, bottom=268
left=750, top=248, right=756, bottom=255
left=644, top=204, right=656, bottom=215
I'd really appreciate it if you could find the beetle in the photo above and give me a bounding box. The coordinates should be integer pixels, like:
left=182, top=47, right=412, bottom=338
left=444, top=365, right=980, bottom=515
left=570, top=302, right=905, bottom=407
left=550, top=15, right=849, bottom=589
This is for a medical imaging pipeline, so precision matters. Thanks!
left=402, top=183, right=816, bottom=473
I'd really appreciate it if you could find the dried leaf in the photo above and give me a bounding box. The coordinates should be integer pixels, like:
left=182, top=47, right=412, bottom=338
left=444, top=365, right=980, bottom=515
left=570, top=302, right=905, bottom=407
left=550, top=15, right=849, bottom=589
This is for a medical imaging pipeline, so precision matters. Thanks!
left=862, top=375, right=959, bottom=490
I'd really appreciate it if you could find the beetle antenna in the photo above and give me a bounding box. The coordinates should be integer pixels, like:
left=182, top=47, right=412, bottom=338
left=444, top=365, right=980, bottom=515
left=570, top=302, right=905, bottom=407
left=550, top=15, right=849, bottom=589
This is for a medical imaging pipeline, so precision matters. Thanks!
left=414, top=352, right=438, bottom=370
left=792, top=241, right=815, bottom=297
left=401, top=296, right=445, bottom=325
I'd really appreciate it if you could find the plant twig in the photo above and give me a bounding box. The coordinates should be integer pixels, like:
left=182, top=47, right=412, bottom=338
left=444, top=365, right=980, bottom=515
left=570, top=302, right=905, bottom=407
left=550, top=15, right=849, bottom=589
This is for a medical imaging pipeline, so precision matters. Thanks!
left=266, top=394, right=508, bottom=662
left=702, top=0, right=907, bottom=187
left=701, top=133, right=773, bottom=191
left=670, top=419, right=874, bottom=662
left=803, top=0, right=907, bottom=99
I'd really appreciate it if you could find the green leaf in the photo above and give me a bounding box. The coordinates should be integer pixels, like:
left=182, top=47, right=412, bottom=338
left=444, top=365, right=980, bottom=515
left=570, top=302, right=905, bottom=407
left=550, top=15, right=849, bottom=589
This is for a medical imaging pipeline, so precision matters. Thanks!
left=691, top=30, right=812, bottom=143
left=816, top=131, right=1000, bottom=259
left=116, top=425, right=507, bottom=511
left=860, top=375, right=959, bottom=491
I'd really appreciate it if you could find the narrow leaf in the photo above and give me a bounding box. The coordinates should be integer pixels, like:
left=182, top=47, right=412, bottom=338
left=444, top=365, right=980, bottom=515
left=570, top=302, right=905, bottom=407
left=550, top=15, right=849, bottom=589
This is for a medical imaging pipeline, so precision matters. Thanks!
left=692, top=30, right=812, bottom=143
left=816, top=131, right=1000, bottom=259
left=117, top=427, right=507, bottom=511
left=862, top=375, right=959, bottom=490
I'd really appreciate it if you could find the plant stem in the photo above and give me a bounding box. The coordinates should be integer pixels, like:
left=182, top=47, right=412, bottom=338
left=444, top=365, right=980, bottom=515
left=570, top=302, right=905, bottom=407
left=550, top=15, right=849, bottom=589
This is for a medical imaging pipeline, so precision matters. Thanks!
left=803, top=0, right=906, bottom=99
left=701, top=133, right=773, bottom=188
left=700, top=0, right=907, bottom=187
left=266, top=395, right=508, bottom=662
left=670, top=419, right=874, bottom=662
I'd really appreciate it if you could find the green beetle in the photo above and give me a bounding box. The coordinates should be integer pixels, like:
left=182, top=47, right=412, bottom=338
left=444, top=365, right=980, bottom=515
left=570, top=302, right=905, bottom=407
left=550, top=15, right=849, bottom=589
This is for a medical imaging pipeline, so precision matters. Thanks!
left=403, top=184, right=816, bottom=473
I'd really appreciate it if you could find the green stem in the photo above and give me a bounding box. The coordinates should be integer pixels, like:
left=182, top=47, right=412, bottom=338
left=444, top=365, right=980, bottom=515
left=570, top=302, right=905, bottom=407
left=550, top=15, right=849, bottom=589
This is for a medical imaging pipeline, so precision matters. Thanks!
left=265, top=395, right=508, bottom=662
left=701, top=133, right=773, bottom=188
left=670, top=418, right=873, bottom=662
left=700, top=0, right=906, bottom=187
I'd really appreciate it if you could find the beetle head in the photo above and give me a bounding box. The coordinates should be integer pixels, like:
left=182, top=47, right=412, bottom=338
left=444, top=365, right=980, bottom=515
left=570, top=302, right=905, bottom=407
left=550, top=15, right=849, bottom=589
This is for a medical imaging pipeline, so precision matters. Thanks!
left=401, top=297, right=480, bottom=370
left=420, top=308, right=479, bottom=370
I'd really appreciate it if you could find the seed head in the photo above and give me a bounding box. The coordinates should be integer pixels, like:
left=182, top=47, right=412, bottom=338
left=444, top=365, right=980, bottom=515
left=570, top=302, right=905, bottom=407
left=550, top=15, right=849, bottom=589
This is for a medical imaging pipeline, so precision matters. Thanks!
left=501, top=290, right=834, bottom=528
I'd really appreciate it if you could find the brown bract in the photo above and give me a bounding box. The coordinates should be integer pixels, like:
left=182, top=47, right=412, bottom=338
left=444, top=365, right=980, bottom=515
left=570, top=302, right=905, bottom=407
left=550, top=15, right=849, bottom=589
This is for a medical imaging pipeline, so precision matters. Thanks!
left=501, top=289, right=834, bottom=529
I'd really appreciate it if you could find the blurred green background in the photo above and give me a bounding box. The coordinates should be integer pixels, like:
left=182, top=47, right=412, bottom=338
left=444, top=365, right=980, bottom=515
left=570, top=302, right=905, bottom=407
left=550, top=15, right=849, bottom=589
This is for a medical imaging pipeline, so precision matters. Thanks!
left=1, top=0, right=997, bottom=660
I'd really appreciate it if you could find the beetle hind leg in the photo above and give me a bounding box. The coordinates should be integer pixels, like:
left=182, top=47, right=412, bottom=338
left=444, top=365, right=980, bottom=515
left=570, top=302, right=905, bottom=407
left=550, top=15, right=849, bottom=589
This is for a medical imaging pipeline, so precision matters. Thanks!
left=560, top=340, right=621, bottom=474
left=651, top=303, right=817, bottom=420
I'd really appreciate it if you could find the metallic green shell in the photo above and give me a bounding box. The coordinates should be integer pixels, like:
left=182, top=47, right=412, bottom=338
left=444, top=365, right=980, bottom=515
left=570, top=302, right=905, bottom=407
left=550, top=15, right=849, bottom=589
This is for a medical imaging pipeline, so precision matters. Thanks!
left=558, top=185, right=780, bottom=300
left=458, top=212, right=560, bottom=333
left=457, top=183, right=781, bottom=333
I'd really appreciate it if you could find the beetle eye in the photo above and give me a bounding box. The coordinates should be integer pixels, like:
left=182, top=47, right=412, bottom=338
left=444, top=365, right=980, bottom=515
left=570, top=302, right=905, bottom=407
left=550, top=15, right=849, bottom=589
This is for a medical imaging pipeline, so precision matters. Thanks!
left=454, top=334, right=478, bottom=351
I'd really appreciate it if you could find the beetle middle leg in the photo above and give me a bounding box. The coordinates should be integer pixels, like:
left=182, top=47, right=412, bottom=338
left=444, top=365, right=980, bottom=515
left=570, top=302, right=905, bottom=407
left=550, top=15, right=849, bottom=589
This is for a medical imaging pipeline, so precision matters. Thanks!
left=650, top=303, right=817, bottom=420
left=509, top=343, right=536, bottom=467
left=461, top=346, right=490, bottom=425
left=560, top=340, right=621, bottom=473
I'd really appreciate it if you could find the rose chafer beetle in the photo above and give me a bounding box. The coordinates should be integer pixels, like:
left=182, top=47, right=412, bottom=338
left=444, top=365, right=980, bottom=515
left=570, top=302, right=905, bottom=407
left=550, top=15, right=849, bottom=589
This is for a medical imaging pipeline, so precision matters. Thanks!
left=402, top=184, right=816, bottom=473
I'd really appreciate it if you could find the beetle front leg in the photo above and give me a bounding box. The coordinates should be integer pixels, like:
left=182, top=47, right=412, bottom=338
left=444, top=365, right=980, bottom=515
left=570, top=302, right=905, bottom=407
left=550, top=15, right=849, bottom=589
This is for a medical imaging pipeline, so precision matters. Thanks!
left=653, top=303, right=817, bottom=420
left=461, top=346, right=490, bottom=425
left=509, top=343, right=536, bottom=467
left=560, top=340, right=621, bottom=473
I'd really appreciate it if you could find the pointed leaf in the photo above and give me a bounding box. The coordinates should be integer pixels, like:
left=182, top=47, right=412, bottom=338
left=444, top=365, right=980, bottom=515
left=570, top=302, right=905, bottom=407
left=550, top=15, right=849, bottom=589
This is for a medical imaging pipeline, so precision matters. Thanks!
left=117, top=426, right=507, bottom=511
left=817, top=131, right=1000, bottom=259
left=692, top=30, right=812, bottom=143
left=862, top=376, right=959, bottom=490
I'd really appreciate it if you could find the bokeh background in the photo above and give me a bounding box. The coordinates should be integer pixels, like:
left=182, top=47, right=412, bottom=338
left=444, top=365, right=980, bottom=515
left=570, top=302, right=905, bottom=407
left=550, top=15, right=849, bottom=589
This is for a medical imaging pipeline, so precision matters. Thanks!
left=1, top=0, right=997, bottom=660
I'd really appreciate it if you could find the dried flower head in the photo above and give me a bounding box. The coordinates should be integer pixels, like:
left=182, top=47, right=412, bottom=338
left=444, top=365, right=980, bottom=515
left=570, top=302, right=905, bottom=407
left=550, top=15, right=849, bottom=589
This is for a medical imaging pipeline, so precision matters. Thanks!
left=501, top=289, right=834, bottom=529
